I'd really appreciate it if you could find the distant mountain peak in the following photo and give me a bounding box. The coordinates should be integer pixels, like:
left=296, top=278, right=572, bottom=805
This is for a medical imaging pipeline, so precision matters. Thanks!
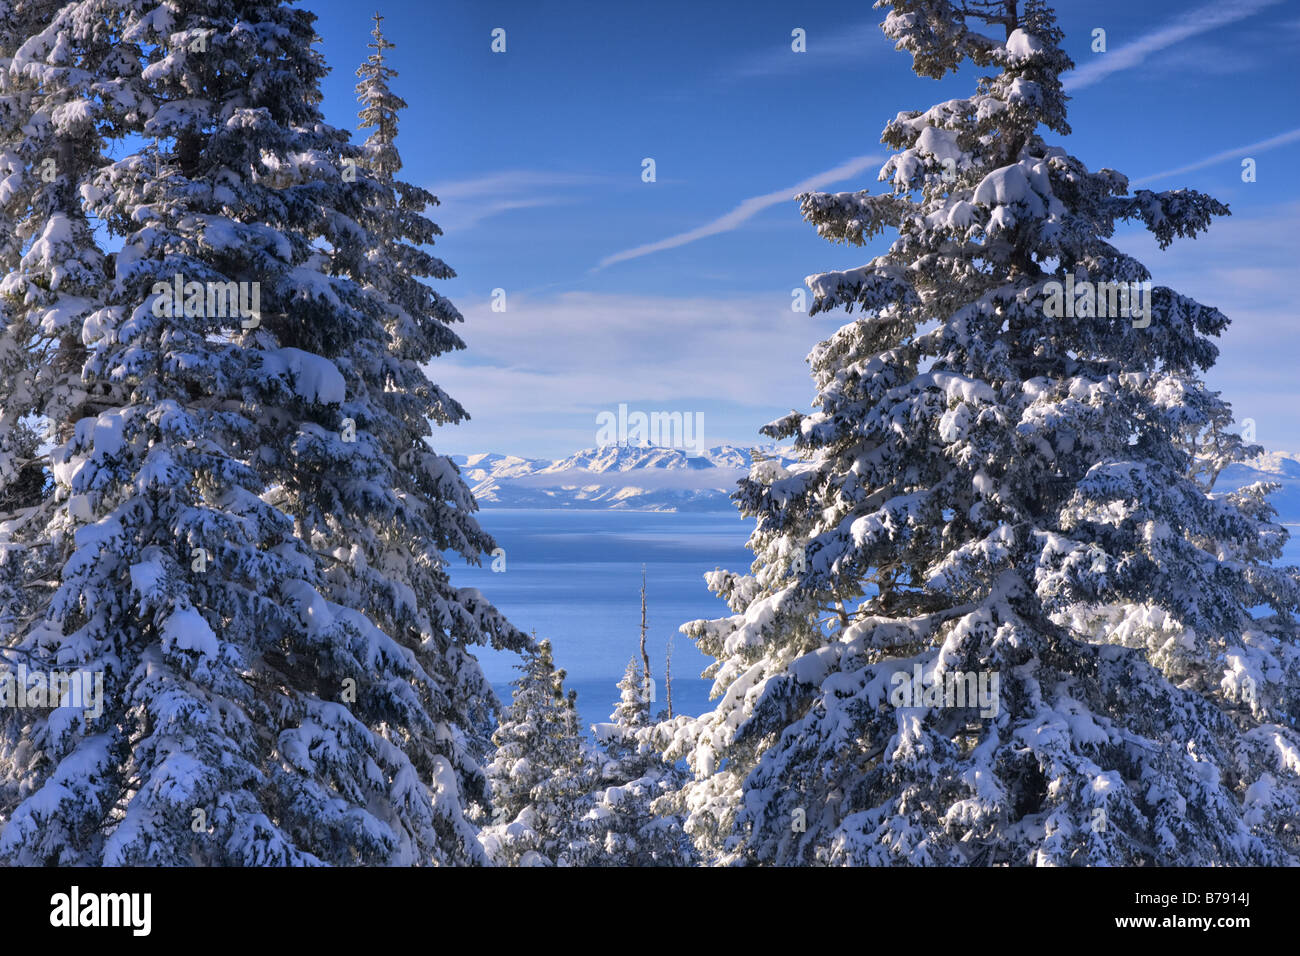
left=451, top=444, right=793, bottom=511
left=451, top=445, right=1300, bottom=517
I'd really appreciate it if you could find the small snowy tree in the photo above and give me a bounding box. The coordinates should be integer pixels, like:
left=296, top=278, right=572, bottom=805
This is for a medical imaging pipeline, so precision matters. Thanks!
left=481, top=639, right=590, bottom=866
left=661, top=0, right=1300, bottom=866
left=576, top=659, right=694, bottom=866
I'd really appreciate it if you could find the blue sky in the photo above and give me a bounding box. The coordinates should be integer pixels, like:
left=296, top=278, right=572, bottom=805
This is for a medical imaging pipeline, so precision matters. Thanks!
left=306, top=0, right=1300, bottom=459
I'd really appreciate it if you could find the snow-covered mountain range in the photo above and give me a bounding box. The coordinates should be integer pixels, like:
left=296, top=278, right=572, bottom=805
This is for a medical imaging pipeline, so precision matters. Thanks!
left=453, top=446, right=1300, bottom=520
left=1217, top=451, right=1300, bottom=523
left=452, top=444, right=793, bottom=511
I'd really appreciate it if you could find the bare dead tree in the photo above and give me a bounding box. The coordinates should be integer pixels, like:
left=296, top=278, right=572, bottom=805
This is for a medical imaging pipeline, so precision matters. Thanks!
left=639, top=566, right=652, bottom=705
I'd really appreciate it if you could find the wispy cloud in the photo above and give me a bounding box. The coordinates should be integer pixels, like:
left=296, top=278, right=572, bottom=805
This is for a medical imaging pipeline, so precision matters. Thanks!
left=1062, top=0, right=1285, bottom=91
left=1131, top=128, right=1300, bottom=186
left=431, top=170, right=599, bottom=201
left=425, top=290, right=836, bottom=458
left=1129, top=40, right=1259, bottom=78
left=429, top=170, right=604, bottom=233
left=727, top=21, right=883, bottom=79
left=596, top=154, right=883, bottom=269
left=430, top=204, right=1300, bottom=459
left=1113, top=201, right=1300, bottom=448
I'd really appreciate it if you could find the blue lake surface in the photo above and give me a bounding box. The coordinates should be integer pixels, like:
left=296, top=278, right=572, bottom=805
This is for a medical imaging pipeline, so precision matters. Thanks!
left=455, top=509, right=754, bottom=734
left=455, top=508, right=1300, bottom=738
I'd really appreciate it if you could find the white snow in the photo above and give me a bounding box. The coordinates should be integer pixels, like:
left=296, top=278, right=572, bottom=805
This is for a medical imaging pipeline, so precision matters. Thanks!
left=974, top=164, right=1032, bottom=206
left=264, top=347, right=346, bottom=405
left=160, top=606, right=219, bottom=658
left=915, top=126, right=964, bottom=166
left=1005, top=29, right=1044, bottom=58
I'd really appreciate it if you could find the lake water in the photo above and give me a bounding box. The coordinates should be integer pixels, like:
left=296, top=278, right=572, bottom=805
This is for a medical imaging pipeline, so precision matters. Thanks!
left=457, top=508, right=1300, bottom=738
left=456, top=509, right=753, bottom=734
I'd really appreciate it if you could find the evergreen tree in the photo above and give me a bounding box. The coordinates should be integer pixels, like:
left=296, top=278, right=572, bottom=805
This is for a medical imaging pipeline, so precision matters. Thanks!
left=481, top=639, right=590, bottom=866
left=0, top=0, right=523, bottom=865
left=0, top=0, right=133, bottom=592
left=0, top=0, right=142, bottom=862
left=320, top=10, right=526, bottom=860
left=577, top=659, right=694, bottom=866
left=661, top=0, right=1300, bottom=866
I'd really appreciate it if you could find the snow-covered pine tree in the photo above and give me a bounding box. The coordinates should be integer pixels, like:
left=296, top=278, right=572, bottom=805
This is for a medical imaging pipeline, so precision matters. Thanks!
left=0, top=0, right=148, bottom=854
left=661, top=0, right=1300, bottom=866
left=0, top=0, right=523, bottom=865
left=0, top=0, right=137, bottom=604
left=481, top=638, right=590, bottom=866
left=311, top=10, right=530, bottom=859
left=577, top=658, right=694, bottom=866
